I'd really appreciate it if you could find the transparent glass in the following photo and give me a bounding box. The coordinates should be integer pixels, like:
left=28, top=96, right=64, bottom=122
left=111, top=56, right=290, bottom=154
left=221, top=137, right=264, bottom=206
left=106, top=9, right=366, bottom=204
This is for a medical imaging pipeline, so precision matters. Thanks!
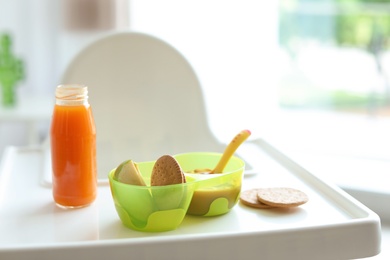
left=50, top=84, right=97, bottom=208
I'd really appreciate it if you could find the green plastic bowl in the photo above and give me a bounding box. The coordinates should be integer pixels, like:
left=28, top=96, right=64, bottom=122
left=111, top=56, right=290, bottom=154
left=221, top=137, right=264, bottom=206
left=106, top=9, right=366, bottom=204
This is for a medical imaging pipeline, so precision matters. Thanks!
left=108, top=160, right=197, bottom=232
left=108, top=152, right=245, bottom=232
left=175, top=152, right=245, bottom=216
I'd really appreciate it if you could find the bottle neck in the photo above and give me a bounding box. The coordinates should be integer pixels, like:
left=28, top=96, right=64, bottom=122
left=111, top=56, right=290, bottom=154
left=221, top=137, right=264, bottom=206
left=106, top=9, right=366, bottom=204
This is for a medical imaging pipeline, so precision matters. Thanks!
left=55, top=84, right=89, bottom=106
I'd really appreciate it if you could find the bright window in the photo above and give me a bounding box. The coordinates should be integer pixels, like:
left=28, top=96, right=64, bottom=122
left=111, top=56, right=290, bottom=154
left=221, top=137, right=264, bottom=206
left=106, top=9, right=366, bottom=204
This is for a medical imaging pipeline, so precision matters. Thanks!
left=279, top=0, right=390, bottom=114
left=276, top=0, right=390, bottom=151
left=129, top=0, right=390, bottom=192
left=276, top=0, right=390, bottom=192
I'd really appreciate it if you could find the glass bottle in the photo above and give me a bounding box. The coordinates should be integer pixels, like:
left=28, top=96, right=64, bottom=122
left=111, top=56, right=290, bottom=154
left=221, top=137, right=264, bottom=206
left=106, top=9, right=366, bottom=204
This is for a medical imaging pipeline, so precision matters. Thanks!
left=50, top=84, right=97, bottom=208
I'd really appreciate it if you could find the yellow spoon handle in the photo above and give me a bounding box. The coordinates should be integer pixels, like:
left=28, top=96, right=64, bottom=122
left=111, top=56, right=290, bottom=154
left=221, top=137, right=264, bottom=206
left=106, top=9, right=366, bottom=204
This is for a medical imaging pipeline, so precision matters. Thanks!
left=210, top=129, right=251, bottom=173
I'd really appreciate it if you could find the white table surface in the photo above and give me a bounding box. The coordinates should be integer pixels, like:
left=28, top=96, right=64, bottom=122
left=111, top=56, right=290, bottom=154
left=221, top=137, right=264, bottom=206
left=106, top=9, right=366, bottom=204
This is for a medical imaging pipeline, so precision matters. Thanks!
left=0, top=140, right=382, bottom=260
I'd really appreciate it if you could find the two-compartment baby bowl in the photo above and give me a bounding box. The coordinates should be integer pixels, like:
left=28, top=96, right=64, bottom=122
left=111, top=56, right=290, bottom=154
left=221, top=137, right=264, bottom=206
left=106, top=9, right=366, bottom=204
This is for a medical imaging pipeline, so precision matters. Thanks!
left=108, top=152, right=245, bottom=232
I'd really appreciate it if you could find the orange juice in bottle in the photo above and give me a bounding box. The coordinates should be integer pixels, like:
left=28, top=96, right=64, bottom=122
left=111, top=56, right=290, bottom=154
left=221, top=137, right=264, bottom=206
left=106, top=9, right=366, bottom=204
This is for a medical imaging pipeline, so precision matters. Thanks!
left=50, top=84, right=97, bottom=208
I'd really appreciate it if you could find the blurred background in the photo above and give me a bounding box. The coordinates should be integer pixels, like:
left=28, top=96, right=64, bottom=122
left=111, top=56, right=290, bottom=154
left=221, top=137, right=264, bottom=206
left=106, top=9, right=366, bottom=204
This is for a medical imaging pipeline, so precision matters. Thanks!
left=1, top=1, right=390, bottom=258
left=1, top=0, right=390, bottom=190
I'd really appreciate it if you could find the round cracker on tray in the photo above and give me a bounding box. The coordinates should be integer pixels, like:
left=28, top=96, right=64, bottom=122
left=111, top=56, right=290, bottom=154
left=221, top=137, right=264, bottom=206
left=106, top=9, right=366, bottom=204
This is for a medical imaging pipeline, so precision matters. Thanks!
left=256, top=187, right=308, bottom=208
left=240, top=188, right=275, bottom=209
left=151, top=155, right=186, bottom=186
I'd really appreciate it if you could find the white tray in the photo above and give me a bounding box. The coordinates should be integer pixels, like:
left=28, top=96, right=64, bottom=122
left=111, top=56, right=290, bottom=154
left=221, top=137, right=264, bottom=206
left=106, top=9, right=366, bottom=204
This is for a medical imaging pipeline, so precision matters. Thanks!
left=0, top=139, right=381, bottom=260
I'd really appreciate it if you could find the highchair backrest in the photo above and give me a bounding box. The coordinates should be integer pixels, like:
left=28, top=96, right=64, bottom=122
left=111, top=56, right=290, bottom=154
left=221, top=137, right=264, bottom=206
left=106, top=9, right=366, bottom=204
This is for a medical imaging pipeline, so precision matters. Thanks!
left=61, top=32, right=224, bottom=177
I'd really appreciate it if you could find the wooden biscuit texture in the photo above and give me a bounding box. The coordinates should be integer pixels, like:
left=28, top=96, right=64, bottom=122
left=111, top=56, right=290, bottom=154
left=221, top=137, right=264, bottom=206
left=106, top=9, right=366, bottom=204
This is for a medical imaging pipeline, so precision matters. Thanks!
left=256, top=187, right=308, bottom=208
left=240, top=189, right=275, bottom=209
left=151, top=155, right=186, bottom=186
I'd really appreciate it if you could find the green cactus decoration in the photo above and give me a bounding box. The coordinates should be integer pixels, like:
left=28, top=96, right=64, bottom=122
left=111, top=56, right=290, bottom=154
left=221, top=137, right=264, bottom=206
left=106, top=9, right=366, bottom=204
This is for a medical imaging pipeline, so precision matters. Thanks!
left=0, top=33, right=24, bottom=107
